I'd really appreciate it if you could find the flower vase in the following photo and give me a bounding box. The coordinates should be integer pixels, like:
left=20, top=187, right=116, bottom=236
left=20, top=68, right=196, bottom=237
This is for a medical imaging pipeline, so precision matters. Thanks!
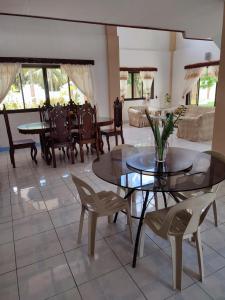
left=155, top=142, right=168, bottom=163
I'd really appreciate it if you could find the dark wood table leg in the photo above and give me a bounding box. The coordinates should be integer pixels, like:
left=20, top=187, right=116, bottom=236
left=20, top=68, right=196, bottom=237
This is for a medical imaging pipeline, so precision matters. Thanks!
left=132, top=190, right=149, bottom=268
left=98, top=126, right=104, bottom=154
left=39, top=133, right=45, bottom=158
left=40, top=133, right=51, bottom=164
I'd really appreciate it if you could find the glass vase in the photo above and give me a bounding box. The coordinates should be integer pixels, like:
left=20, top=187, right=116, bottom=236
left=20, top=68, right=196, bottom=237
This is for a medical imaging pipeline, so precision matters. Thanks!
left=155, top=142, right=168, bottom=163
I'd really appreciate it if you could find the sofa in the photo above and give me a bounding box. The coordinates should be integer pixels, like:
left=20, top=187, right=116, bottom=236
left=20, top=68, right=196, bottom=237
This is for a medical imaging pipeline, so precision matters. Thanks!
left=128, top=105, right=177, bottom=128
left=177, top=105, right=215, bottom=141
left=128, top=106, right=150, bottom=127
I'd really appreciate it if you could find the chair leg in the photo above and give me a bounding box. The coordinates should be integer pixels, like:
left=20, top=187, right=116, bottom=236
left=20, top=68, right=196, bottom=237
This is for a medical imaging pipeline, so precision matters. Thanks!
left=212, top=200, right=218, bottom=227
left=31, top=145, right=37, bottom=164
left=62, top=147, right=66, bottom=156
left=115, top=133, right=118, bottom=146
left=195, top=229, right=204, bottom=282
left=169, top=236, right=183, bottom=290
left=108, top=215, right=113, bottom=223
left=74, top=143, right=78, bottom=157
left=70, top=145, right=75, bottom=164
left=66, top=147, right=70, bottom=159
left=126, top=206, right=133, bottom=244
left=106, top=136, right=110, bottom=152
left=9, top=148, right=15, bottom=168
left=77, top=205, right=85, bottom=243
left=95, top=139, right=100, bottom=160
left=86, top=144, right=89, bottom=154
left=52, top=147, right=56, bottom=168
left=88, top=212, right=97, bottom=256
left=91, top=144, right=94, bottom=155
left=121, top=132, right=125, bottom=144
left=79, top=144, right=84, bottom=162
left=46, top=146, right=52, bottom=165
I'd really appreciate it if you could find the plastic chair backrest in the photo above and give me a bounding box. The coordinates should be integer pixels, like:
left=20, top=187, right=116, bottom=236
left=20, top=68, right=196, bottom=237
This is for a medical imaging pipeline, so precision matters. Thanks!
left=158, top=192, right=215, bottom=238
left=71, top=174, right=99, bottom=211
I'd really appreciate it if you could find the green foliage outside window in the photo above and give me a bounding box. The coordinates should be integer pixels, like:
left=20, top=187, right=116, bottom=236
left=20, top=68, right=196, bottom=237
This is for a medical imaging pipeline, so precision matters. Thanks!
left=1, top=66, right=85, bottom=110
left=200, top=75, right=217, bottom=89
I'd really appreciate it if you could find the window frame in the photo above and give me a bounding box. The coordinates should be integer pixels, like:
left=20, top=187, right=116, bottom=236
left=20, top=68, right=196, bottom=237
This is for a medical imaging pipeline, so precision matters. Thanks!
left=2, top=64, right=79, bottom=110
left=120, top=67, right=157, bottom=101
left=0, top=57, right=94, bottom=112
left=186, top=72, right=217, bottom=107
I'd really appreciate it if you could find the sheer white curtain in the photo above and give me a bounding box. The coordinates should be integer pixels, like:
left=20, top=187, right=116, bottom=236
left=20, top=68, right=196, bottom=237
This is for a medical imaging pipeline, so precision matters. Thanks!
left=61, top=64, right=94, bottom=104
left=182, top=67, right=206, bottom=98
left=208, top=65, right=219, bottom=78
left=0, top=63, right=21, bottom=104
left=120, top=71, right=129, bottom=100
left=140, top=71, right=155, bottom=100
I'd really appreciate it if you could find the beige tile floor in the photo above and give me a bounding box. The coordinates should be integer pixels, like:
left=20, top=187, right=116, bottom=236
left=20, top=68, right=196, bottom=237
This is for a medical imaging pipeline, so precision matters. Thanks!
left=0, top=125, right=225, bottom=299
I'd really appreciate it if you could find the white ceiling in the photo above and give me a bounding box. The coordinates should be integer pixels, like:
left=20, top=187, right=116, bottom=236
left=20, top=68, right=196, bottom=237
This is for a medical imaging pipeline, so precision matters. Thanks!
left=0, top=0, right=224, bottom=43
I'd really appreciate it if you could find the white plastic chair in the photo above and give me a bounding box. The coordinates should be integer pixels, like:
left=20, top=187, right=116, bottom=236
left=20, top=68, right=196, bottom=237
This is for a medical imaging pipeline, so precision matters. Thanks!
left=139, top=192, right=216, bottom=290
left=71, top=174, right=133, bottom=255
left=174, top=150, right=225, bottom=227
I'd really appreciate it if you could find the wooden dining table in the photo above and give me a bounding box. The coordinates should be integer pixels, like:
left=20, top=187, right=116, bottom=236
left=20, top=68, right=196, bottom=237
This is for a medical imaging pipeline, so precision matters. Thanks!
left=17, top=117, right=114, bottom=159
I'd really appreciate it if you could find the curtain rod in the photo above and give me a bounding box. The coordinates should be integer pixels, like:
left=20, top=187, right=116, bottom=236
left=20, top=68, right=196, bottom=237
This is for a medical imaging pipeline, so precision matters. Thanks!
left=184, top=60, right=219, bottom=69
left=120, top=67, right=158, bottom=72
left=0, top=57, right=95, bottom=65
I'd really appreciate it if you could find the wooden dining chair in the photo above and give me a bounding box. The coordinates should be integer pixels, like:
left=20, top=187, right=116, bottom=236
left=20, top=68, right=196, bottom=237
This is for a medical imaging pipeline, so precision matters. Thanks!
left=39, top=103, right=53, bottom=122
left=67, top=99, right=81, bottom=113
left=71, top=174, right=133, bottom=256
left=74, top=101, right=99, bottom=162
left=47, top=105, right=75, bottom=168
left=173, top=150, right=225, bottom=227
left=101, top=97, right=124, bottom=152
left=139, top=192, right=216, bottom=290
left=3, top=105, right=37, bottom=168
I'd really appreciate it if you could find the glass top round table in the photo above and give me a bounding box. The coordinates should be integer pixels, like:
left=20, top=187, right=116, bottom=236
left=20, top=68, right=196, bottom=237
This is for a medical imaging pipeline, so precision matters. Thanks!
left=92, top=145, right=225, bottom=192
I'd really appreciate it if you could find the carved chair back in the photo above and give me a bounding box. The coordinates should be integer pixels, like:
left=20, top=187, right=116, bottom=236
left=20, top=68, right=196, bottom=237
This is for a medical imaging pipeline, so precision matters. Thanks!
left=39, top=104, right=53, bottom=122
left=49, top=105, right=72, bottom=143
left=77, top=101, right=97, bottom=140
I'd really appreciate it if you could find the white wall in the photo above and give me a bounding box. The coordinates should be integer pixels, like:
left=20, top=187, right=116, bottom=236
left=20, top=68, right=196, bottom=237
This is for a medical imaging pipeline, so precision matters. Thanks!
left=0, top=15, right=109, bottom=147
left=118, top=28, right=171, bottom=121
left=172, top=33, right=220, bottom=105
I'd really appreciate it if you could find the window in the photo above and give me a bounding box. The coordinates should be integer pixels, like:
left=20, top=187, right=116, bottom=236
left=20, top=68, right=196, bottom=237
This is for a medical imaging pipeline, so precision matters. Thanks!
left=20, top=67, right=46, bottom=108
left=120, top=70, right=154, bottom=100
left=186, top=68, right=218, bottom=107
left=1, top=65, right=85, bottom=110
left=47, top=68, right=70, bottom=106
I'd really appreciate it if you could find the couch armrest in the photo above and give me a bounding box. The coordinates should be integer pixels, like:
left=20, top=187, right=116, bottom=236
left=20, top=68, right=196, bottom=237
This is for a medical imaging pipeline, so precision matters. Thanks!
left=178, top=116, right=201, bottom=126
left=128, top=108, right=143, bottom=116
